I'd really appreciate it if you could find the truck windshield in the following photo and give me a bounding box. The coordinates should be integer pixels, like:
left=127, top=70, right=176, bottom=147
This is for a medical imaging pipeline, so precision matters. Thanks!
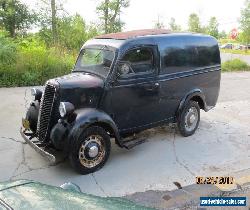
left=74, top=46, right=115, bottom=78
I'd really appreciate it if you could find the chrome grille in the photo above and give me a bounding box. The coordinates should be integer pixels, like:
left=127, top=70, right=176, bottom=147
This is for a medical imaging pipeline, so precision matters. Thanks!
left=37, top=84, right=56, bottom=142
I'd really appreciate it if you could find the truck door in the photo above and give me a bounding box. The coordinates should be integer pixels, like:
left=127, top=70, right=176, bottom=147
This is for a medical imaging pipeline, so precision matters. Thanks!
left=104, top=46, right=161, bottom=132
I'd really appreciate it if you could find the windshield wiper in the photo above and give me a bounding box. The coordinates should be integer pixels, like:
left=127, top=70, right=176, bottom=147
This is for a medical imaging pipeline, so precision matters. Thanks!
left=95, top=45, right=108, bottom=59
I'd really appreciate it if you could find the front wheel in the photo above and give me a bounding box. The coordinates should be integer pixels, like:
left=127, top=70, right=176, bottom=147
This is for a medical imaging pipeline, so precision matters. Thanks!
left=177, top=100, right=200, bottom=137
left=69, top=126, right=111, bottom=175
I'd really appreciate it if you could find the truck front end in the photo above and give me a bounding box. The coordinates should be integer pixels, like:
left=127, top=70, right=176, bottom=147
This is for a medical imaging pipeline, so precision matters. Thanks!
left=20, top=42, right=116, bottom=164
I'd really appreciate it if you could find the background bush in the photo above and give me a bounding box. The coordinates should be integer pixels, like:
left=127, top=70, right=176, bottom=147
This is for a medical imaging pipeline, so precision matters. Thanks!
left=0, top=31, right=17, bottom=66
left=221, top=59, right=250, bottom=72
left=0, top=12, right=99, bottom=87
left=0, top=36, right=75, bottom=87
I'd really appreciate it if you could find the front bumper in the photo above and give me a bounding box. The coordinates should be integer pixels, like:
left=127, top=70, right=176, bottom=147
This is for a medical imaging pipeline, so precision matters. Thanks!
left=20, top=128, right=57, bottom=165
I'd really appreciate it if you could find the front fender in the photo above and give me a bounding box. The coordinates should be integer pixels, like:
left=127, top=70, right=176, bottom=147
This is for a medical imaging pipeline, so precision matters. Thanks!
left=66, top=108, right=121, bottom=152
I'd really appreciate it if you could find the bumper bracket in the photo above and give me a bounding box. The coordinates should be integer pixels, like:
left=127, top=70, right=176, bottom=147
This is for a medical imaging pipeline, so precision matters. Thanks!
left=20, top=128, right=57, bottom=165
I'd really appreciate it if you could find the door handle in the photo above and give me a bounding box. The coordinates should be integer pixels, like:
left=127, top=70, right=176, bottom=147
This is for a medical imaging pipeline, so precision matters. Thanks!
left=143, top=83, right=160, bottom=91
left=154, top=82, right=160, bottom=88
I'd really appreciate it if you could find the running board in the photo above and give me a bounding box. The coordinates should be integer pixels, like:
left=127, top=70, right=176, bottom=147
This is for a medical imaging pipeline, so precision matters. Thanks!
left=122, top=137, right=147, bottom=150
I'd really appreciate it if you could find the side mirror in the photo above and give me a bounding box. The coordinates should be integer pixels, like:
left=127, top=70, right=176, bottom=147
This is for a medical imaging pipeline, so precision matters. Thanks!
left=116, top=61, right=132, bottom=77
left=110, top=61, right=132, bottom=86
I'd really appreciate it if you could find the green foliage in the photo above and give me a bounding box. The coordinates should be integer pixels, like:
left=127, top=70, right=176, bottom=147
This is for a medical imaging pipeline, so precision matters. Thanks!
left=218, top=30, right=227, bottom=39
left=237, top=31, right=250, bottom=46
left=96, top=0, right=129, bottom=33
left=39, top=14, right=99, bottom=51
left=240, top=0, right=250, bottom=44
left=169, top=18, right=181, bottom=31
left=0, top=37, right=75, bottom=87
left=0, top=0, right=37, bottom=37
left=57, top=14, right=98, bottom=50
left=154, top=17, right=164, bottom=29
left=188, top=13, right=202, bottom=33
left=0, top=29, right=17, bottom=65
left=0, top=5, right=99, bottom=87
left=206, top=17, right=219, bottom=38
left=222, top=59, right=250, bottom=71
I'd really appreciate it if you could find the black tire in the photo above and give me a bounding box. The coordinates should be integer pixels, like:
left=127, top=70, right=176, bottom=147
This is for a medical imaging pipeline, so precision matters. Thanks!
left=69, top=126, right=111, bottom=175
left=177, top=100, right=200, bottom=137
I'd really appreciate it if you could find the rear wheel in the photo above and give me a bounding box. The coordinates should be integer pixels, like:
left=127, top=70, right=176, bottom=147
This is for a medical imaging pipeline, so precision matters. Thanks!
left=69, top=126, right=111, bottom=174
left=177, top=100, right=200, bottom=137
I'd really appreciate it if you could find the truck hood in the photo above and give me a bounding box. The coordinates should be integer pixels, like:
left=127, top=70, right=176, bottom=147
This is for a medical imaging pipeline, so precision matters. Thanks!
left=54, top=72, right=104, bottom=89
left=48, top=72, right=104, bottom=109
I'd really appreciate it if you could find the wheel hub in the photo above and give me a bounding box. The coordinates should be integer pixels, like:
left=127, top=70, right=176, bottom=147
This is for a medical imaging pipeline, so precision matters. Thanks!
left=188, top=113, right=196, bottom=124
left=184, top=107, right=198, bottom=132
left=79, top=135, right=105, bottom=168
left=85, top=143, right=99, bottom=159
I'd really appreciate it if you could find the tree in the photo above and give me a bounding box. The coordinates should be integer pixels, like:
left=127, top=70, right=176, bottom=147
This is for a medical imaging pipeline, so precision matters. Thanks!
left=169, top=17, right=181, bottom=31
left=154, top=15, right=164, bottom=29
left=218, top=30, right=227, bottom=39
left=0, top=0, right=36, bottom=37
left=96, top=0, right=129, bottom=33
left=240, top=0, right=250, bottom=45
left=206, top=17, right=219, bottom=38
left=39, top=14, right=99, bottom=50
left=188, top=13, right=202, bottom=33
left=154, top=21, right=164, bottom=29
left=38, top=0, right=66, bottom=44
left=57, top=14, right=99, bottom=50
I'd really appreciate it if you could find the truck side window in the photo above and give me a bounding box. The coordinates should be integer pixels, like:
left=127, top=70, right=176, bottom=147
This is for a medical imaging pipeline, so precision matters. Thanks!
left=160, top=37, right=220, bottom=75
left=163, top=46, right=199, bottom=73
left=118, top=48, right=154, bottom=76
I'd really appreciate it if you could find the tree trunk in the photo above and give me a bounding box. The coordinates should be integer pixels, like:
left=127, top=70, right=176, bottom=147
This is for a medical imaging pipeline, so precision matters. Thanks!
left=51, top=0, right=57, bottom=44
left=104, top=0, right=109, bottom=34
left=109, top=0, right=120, bottom=32
left=9, top=25, right=15, bottom=37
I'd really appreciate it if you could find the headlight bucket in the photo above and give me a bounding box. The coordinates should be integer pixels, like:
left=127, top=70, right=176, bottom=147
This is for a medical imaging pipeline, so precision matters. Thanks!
left=31, top=88, right=43, bottom=101
left=59, top=102, right=75, bottom=118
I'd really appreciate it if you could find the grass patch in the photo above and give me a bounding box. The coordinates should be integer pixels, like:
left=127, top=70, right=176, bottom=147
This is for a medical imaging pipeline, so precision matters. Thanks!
left=220, top=49, right=250, bottom=55
left=222, top=59, right=250, bottom=72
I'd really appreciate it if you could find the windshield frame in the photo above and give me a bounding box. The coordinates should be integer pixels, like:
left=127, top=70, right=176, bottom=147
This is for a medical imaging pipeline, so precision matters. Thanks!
left=73, top=45, right=117, bottom=79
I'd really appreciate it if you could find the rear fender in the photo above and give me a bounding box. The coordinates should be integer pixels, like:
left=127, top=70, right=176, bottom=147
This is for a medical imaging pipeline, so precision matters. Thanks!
left=177, top=89, right=207, bottom=119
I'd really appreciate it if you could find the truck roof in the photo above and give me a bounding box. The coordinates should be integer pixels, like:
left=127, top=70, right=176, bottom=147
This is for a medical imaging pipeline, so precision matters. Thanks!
left=83, top=29, right=216, bottom=50
left=95, top=29, right=171, bottom=40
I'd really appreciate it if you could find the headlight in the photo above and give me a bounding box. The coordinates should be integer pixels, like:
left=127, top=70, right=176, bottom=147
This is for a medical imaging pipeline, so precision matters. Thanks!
left=31, top=88, right=42, bottom=101
left=59, top=102, right=75, bottom=118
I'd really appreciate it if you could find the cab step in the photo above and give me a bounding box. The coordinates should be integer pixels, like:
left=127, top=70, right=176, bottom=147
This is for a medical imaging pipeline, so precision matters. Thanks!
left=122, top=137, right=147, bottom=149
